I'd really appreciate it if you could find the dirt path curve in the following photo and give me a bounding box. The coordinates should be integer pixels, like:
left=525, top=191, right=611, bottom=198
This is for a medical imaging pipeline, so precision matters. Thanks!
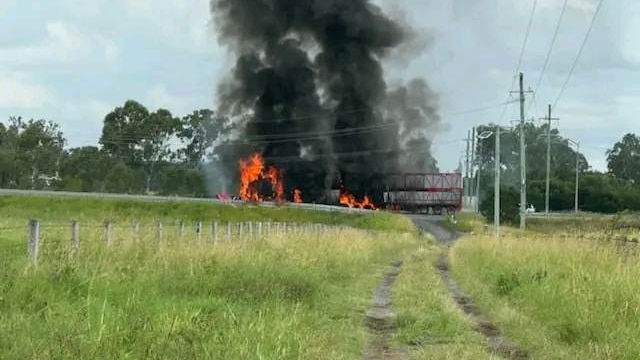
left=362, top=260, right=406, bottom=360
left=408, top=215, right=529, bottom=360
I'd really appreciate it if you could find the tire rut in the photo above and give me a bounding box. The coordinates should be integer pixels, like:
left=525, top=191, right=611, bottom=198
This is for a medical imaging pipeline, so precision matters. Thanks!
left=410, top=216, right=529, bottom=360
left=362, top=260, right=406, bottom=360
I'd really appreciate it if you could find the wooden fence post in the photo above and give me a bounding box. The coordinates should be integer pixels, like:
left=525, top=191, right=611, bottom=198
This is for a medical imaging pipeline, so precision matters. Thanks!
left=248, top=222, right=253, bottom=241
left=258, top=222, right=263, bottom=239
left=238, top=222, right=243, bottom=239
left=71, top=220, right=80, bottom=252
left=156, top=221, right=163, bottom=245
left=103, top=221, right=112, bottom=246
left=133, top=222, right=140, bottom=242
left=211, top=222, right=218, bottom=245
left=178, top=221, right=185, bottom=241
left=196, top=221, right=202, bottom=243
left=28, top=220, right=40, bottom=263
left=226, top=222, right=231, bottom=243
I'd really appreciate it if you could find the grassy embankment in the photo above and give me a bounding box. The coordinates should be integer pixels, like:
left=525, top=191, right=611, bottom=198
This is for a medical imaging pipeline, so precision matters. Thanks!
left=448, top=213, right=640, bottom=359
left=0, top=195, right=470, bottom=359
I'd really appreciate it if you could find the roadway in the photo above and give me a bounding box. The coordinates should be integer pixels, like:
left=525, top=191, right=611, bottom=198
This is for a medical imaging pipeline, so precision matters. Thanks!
left=0, top=188, right=371, bottom=215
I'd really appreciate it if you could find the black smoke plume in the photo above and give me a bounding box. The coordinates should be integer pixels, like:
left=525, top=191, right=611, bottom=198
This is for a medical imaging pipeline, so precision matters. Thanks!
left=212, top=0, right=440, bottom=202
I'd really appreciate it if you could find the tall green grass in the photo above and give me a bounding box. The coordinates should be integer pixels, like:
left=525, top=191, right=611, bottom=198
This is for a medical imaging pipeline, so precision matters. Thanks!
left=0, top=196, right=415, bottom=233
left=393, top=246, right=491, bottom=359
left=451, top=228, right=640, bottom=359
left=0, top=225, right=422, bottom=359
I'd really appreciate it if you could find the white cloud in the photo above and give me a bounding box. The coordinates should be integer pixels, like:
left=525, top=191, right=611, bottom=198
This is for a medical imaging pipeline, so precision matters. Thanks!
left=0, top=74, right=54, bottom=109
left=567, top=0, right=598, bottom=13
left=60, top=100, right=113, bottom=147
left=121, top=0, right=213, bottom=53
left=619, top=2, right=640, bottom=66
left=146, top=84, right=195, bottom=116
left=0, top=20, right=119, bottom=68
left=0, top=0, right=16, bottom=14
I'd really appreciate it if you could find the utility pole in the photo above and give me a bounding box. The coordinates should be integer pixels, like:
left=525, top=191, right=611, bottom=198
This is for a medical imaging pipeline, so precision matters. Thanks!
left=475, top=129, right=494, bottom=214
left=476, top=135, right=482, bottom=214
left=471, top=127, right=476, bottom=207
left=465, top=130, right=471, bottom=197
left=540, top=104, right=559, bottom=215
left=494, top=126, right=501, bottom=239
left=510, top=73, right=532, bottom=231
left=519, top=73, right=526, bottom=230
left=575, top=142, right=580, bottom=214
left=476, top=141, right=483, bottom=213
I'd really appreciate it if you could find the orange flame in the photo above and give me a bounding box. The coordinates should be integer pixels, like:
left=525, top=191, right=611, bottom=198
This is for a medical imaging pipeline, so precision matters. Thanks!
left=239, top=153, right=264, bottom=202
left=264, top=166, right=285, bottom=202
left=360, top=196, right=376, bottom=210
left=339, top=190, right=376, bottom=210
left=293, top=189, right=303, bottom=203
left=239, top=153, right=285, bottom=202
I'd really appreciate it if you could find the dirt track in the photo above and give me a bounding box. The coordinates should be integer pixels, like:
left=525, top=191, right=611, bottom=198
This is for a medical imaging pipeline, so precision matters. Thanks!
left=408, top=215, right=529, bottom=360
left=362, top=260, right=406, bottom=360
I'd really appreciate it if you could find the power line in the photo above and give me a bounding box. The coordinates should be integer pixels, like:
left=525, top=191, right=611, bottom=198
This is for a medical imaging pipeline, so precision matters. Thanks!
left=70, top=99, right=516, bottom=146
left=97, top=126, right=394, bottom=148
left=444, top=100, right=517, bottom=117
left=68, top=137, right=464, bottom=165
left=246, top=107, right=370, bottom=124
left=219, top=139, right=464, bottom=165
left=552, top=0, right=605, bottom=111
left=243, top=123, right=396, bottom=141
left=95, top=122, right=396, bottom=142
left=534, top=0, right=569, bottom=94
left=514, top=0, right=539, bottom=86
left=499, top=0, right=539, bottom=123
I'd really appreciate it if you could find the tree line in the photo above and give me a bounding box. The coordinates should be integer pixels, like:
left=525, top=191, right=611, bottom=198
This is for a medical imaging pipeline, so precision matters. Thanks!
left=473, top=123, right=640, bottom=222
left=0, top=100, right=229, bottom=197
left=2, top=100, right=640, bottom=217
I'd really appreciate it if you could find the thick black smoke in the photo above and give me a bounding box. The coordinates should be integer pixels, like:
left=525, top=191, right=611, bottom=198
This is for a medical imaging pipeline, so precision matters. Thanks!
left=212, top=0, right=440, bottom=201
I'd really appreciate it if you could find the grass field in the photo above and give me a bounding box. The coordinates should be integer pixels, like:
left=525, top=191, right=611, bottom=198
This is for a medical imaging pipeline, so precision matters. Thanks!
left=0, top=195, right=445, bottom=359
left=393, top=246, right=492, bottom=359
left=449, top=215, right=640, bottom=359
left=0, top=195, right=415, bottom=235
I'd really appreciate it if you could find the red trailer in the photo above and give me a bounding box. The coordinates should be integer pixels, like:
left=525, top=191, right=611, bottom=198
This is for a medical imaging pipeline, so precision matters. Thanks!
left=383, top=173, right=463, bottom=214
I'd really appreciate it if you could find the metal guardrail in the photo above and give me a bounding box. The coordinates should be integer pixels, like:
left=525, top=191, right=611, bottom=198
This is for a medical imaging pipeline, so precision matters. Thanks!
left=526, top=211, right=613, bottom=219
left=0, top=189, right=373, bottom=215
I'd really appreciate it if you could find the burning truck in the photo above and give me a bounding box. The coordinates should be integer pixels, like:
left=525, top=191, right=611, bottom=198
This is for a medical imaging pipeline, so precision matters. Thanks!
left=236, top=153, right=462, bottom=214
left=212, top=0, right=451, bottom=212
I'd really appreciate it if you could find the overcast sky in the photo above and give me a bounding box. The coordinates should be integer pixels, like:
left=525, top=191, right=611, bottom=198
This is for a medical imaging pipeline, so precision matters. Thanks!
left=1, top=0, right=637, bottom=171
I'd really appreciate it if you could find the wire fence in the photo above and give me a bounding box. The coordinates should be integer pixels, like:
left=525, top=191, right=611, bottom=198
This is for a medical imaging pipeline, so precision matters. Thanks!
left=0, top=219, right=347, bottom=264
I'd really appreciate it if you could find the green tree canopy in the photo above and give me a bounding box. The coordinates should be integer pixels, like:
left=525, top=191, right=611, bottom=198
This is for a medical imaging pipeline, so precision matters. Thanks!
left=0, top=117, right=65, bottom=189
left=177, top=109, right=228, bottom=166
left=607, top=133, right=640, bottom=184
left=100, top=100, right=180, bottom=193
left=59, top=146, right=113, bottom=192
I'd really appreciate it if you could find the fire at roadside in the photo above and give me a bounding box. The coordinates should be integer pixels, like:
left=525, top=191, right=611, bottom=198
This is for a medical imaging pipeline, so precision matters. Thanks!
left=339, top=190, right=376, bottom=210
left=239, top=153, right=284, bottom=203
left=238, top=152, right=377, bottom=210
